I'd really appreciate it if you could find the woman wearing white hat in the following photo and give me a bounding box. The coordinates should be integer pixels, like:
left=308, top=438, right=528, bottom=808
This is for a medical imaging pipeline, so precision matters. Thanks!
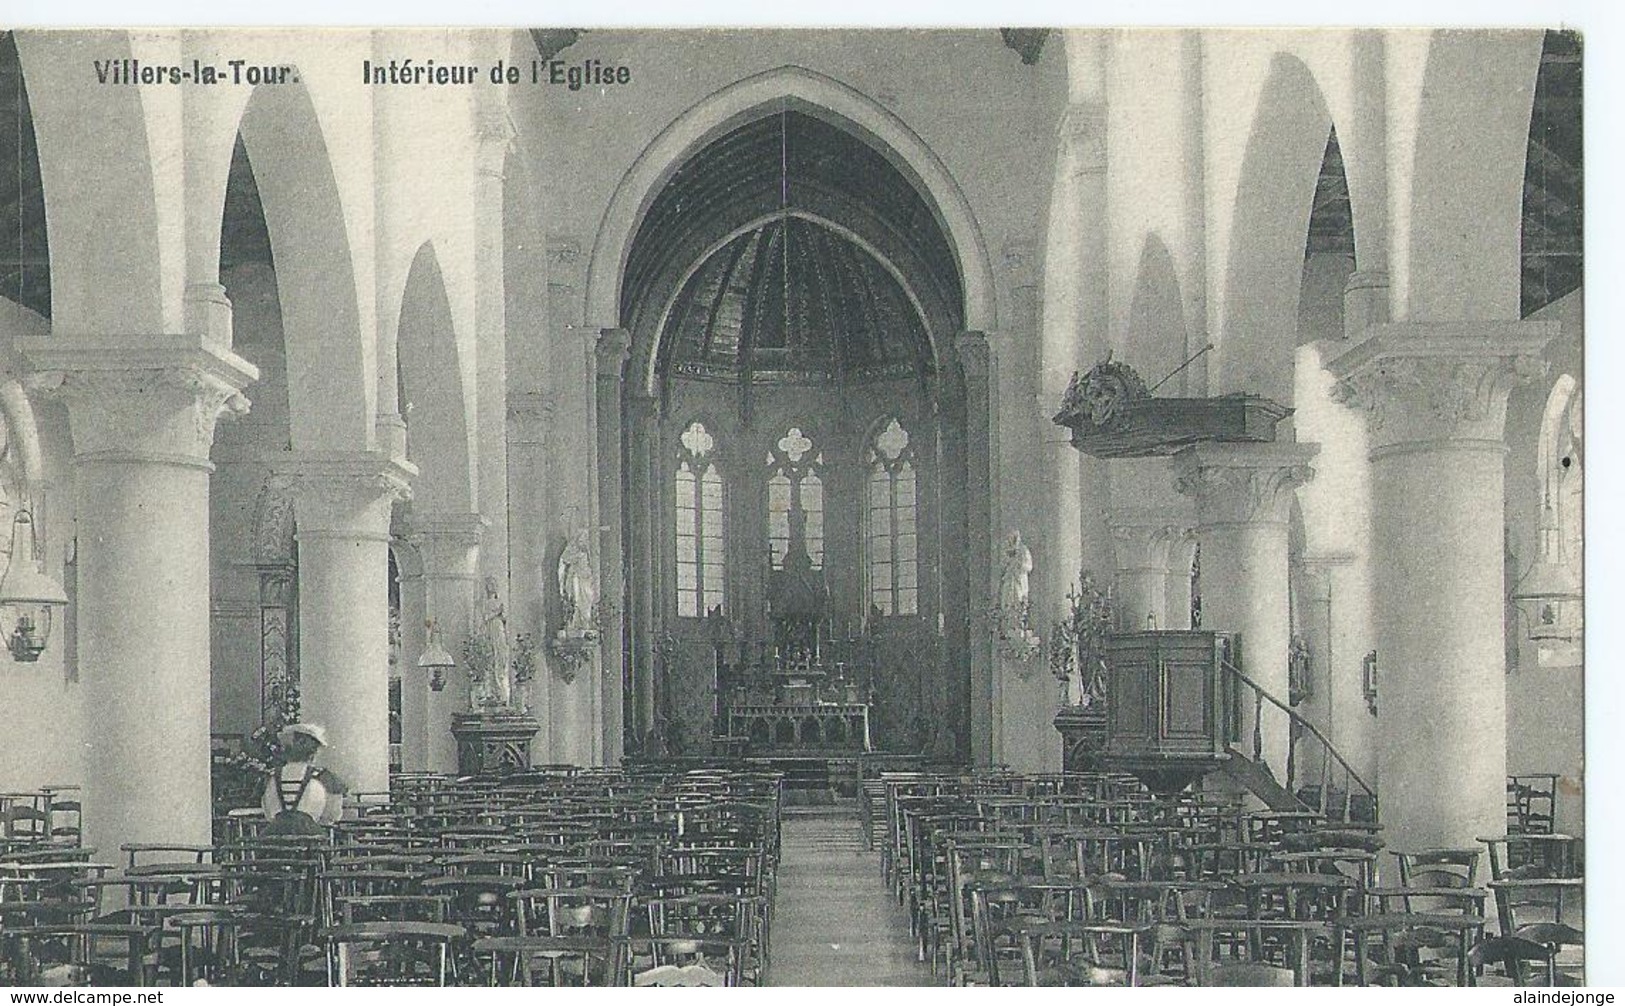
left=260, top=723, right=349, bottom=836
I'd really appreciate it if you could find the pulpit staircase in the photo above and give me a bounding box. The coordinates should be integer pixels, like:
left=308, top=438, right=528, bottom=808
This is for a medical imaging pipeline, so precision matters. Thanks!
left=1216, top=660, right=1378, bottom=823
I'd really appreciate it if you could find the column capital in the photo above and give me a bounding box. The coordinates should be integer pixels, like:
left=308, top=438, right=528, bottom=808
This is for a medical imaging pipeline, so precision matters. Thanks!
left=1173, top=442, right=1318, bottom=527
left=955, top=330, right=991, bottom=379
left=403, top=510, right=486, bottom=585
left=21, top=336, right=258, bottom=469
left=268, top=450, right=415, bottom=542
left=1327, top=322, right=1555, bottom=456
left=507, top=390, right=553, bottom=445
left=595, top=327, right=632, bottom=377
left=1106, top=509, right=1190, bottom=571
left=1057, top=101, right=1107, bottom=173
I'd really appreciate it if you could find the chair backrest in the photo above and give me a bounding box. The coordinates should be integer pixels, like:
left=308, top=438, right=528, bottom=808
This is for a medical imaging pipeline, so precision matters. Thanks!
left=326, top=922, right=463, bottom=987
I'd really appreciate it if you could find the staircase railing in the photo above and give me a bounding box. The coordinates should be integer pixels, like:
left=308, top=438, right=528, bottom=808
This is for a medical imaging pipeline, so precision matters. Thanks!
left=1220, top=659, right=1378, bottom=823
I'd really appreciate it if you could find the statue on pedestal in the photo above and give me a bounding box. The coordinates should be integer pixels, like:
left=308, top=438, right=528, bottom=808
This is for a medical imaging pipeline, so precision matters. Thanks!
left=469, top=576, right=513, bottom=709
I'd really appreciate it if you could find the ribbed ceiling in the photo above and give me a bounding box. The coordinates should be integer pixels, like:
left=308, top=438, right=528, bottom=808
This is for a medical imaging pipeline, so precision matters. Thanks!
left=624, top=109, right=962, bottom=340
left=662, top=216, right=930, bottom=385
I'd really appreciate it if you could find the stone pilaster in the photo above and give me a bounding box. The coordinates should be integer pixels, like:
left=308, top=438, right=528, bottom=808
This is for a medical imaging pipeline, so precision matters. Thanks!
left=957, top=331, right=996, bottom=767
left=21, top=336, right=257, bottom=860
left=1174, top=442, right=1317, bottom=779
left=1328, top=322, right=1553, bottom=854
left=269, top=451, right=414, bottom=795
left=593, top=329, right=631, bottom=765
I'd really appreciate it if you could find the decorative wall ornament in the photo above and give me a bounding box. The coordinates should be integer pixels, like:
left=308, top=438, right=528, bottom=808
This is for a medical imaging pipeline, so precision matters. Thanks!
left=1057, top=354, right=1151, bottom=431
left=511, top=632, right=538, bottom=706
left=1288, top=634, right=1313, bottom=706
left=1362, top=650, right=1378, bottom=717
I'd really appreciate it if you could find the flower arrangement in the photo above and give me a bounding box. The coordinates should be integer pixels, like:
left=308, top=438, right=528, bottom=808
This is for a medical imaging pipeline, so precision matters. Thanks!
left=1050, top=573, right=1112, bottom=707
left=212, top=680, right=300, bottom=814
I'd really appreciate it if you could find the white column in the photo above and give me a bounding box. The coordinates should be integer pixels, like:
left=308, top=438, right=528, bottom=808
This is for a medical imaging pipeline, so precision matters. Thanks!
left=1107, top=512, right=1183, bottom=632
left=1329, top=323, right=1552, bottom=852
left=271, top=452, right=414, bottom=795
left=22, top=338, right=256, bottom=857
left=407, top=512, right=485, bottom=774
left=1297, top=552, right=1377, bottom=791
left=1173, top=442, right=1317, bottom=778
left=1163, top=529, right=1198, bottom=630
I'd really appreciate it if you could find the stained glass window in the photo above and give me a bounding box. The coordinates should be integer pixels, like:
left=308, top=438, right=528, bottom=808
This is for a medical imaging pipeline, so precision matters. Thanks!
left=867, top=417, right=918, bottom=615
left=766, top=427, right=825, bottom=569
left=676, top=422, right=725, bottom=617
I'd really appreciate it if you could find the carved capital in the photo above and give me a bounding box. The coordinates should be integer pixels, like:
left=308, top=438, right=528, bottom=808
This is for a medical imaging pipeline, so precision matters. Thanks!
left=21, top=338, right=258, bottom=468
left=955, top=331, right=991, bottom=380
left=1059, top=101, right=1107, bottom=173
left=1327, top=323, right=1555, bottom=455
left=474, top=108, right=516, bottom=178
left=507, top=391, right=554, bottom=445
left=404, top=510, right=487, bottom=589
left=595, top=328, right=632, bottom=378
left=1106, top=511, right=1189, bottom=571
left=267, top=451, right=415, bottom=541
left=1172, top=443, right=1318, bottom=526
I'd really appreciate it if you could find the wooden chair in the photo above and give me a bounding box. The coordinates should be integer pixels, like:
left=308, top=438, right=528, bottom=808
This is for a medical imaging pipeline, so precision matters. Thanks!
left=325, top=921, right=465, bottom=986
left=504, top=886, right=632, bottom=986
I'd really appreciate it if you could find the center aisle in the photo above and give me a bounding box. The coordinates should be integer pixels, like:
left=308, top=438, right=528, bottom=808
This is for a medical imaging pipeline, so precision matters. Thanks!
left=766, top=809, right=932, bottom=986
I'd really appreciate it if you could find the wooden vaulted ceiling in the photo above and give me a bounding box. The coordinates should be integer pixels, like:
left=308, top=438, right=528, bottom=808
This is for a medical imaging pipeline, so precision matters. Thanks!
left=661, top=215, right=932, bottom=385
left=622, top=109, right=962, bottom=338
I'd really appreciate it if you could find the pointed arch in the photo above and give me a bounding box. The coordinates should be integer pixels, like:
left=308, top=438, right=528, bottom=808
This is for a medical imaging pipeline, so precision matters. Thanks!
left=396, top=243, right=474, bottom=513
left=1214, top=53, right=1334, bottom=405
left=235, top=80, right=372, bottom=450
left=586, top=66, right=995, bottom=336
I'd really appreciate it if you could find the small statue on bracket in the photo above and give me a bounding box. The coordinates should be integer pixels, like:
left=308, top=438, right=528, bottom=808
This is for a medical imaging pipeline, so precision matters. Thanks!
left=993, top=529, right=1042, bottom=664
left=549, top=528, right=601, bottom=683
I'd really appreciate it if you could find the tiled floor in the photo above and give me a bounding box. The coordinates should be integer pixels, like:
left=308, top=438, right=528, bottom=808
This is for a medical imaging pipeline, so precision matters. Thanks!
left=766, top=810, right=932, bottom=986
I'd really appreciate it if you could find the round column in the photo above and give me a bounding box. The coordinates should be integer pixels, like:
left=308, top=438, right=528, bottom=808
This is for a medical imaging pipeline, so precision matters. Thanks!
left=407, top=512, right=485, bottom=774
left=1330, top=324, right=1552, bottom=852
left=23, top=341, right=256, bottom=859
left=1107, top=513, right=1182, bottom=631
left=1163, top=529, right=1198, bottom=630
left=1174, top=442, right=1317, bottom=780
left=272, top=453, right=413, bottom=796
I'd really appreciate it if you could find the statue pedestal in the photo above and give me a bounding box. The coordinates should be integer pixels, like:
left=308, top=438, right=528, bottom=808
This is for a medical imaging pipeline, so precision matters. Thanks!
left=1054, top=704, right=1107, bottom=773
left=451, top=711, right=540, bottom=776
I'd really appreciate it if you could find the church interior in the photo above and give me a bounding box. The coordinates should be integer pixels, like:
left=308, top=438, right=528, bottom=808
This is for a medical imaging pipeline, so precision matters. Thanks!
left=0, top=27, right=1586, bottom=986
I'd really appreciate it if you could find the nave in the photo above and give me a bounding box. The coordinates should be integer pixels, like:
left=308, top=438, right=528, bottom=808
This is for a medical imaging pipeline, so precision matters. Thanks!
left=0, top=764, right=1583, bottom=986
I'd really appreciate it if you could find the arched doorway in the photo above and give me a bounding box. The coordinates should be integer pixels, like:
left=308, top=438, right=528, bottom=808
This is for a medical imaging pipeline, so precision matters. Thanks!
left=616, top=108, right=975, bottom=763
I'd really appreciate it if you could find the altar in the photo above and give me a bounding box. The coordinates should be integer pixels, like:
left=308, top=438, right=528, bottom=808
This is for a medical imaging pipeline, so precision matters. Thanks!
left=726, top=701, right=872, bottom=752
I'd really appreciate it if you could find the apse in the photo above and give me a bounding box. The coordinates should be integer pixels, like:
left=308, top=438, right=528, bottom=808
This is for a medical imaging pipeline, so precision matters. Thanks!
left=615, top=107, right=976, bottom=763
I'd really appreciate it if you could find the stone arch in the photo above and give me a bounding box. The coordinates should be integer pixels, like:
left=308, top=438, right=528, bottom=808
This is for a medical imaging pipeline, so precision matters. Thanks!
left=1400, top=30, right=1544, bottom=321
left=396, top=242, right=475, bottom=513
left=1214, top=52, right=1333, bottom=406
left=1126, top=234, right=1190, bottom=389
left=235, top=81, right=373, bottom=450
left=13, top=31, right=170, bottom=333
left=586, top=66, right=996, bottom=336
